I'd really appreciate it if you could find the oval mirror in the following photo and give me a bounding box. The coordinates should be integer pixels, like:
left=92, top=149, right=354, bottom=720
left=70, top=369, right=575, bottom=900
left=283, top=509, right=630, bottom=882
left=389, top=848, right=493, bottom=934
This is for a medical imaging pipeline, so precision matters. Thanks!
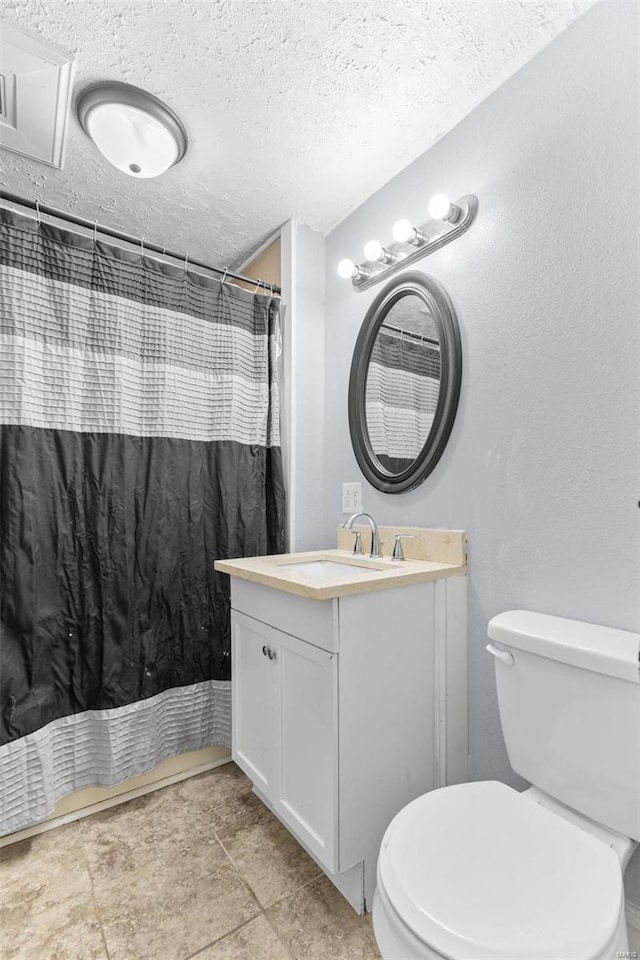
left=348, top=272, right=462, bottom=493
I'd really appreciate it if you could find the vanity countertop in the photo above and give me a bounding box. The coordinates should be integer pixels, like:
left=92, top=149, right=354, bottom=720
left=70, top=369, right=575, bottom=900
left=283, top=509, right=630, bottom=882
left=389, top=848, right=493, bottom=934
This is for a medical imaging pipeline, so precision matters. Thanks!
left=215, top=530, right=467, bottom=601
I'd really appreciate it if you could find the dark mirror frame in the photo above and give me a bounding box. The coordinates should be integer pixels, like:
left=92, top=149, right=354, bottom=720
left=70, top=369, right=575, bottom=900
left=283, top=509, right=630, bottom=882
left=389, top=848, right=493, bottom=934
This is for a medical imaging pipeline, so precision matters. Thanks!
left=348, top=271, right=462, bottom=494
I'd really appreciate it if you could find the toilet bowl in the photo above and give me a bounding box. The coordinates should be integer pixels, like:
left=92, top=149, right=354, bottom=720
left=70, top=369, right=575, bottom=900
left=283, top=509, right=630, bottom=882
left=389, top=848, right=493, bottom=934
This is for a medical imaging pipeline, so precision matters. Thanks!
left=372, top=611, right=640, bottom=960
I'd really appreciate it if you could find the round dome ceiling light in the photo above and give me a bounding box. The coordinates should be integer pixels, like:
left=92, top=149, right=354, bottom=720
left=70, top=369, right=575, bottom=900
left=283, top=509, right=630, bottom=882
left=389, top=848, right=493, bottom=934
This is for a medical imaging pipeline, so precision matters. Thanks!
left=77, top=82, right=188, bottom=179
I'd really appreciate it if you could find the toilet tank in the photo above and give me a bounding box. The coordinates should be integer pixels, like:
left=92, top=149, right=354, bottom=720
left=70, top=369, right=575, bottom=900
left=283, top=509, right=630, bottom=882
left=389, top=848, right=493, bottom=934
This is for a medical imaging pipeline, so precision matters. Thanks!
left=488, top=610, right=640, bottom=841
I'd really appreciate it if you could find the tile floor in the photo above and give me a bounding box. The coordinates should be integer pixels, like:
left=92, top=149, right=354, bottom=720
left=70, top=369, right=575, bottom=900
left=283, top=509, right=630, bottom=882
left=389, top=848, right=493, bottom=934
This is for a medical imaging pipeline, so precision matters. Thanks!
left=0, top=763, right=381, bottom=960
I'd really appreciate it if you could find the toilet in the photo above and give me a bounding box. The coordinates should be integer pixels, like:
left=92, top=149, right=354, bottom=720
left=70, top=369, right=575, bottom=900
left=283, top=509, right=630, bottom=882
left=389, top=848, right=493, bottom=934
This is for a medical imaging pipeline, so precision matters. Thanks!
left=373, top=610, right=640, bottom=960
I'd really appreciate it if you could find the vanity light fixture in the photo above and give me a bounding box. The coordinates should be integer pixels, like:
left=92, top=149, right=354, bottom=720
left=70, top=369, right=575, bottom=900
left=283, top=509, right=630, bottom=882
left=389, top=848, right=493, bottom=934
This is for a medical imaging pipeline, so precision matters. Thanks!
left=337, top=192, right=479, bottom=292
left=77, top=81, right=188, bottom=179
left=363, top=240, right=398, bottom=265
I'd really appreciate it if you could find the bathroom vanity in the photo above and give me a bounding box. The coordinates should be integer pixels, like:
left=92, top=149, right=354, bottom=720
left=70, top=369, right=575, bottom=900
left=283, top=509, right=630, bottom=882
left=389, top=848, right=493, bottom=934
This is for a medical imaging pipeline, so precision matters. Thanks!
left=215, top=527, right=468, bottom=913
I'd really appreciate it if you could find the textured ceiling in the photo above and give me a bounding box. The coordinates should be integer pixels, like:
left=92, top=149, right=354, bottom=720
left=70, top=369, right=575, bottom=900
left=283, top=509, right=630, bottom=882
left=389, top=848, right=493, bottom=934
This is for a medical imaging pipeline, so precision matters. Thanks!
left=1, top=0, right=595, bottom=269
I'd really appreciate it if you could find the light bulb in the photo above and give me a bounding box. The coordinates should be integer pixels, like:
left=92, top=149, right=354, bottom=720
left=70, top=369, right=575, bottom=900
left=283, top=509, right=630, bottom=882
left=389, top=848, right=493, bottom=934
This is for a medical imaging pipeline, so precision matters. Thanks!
left=428, top=194, right=452, bottom=219
left=363, top=240, right=398, bottom=265
left=392, top=219, right=427, bottom=246
left=392, top=219, right=413, bottom=243
left=364, top=240, right=383, bottom=261
left=337, top=258, right=356, bottom=279
left=428, top=193, right=461, bottom=222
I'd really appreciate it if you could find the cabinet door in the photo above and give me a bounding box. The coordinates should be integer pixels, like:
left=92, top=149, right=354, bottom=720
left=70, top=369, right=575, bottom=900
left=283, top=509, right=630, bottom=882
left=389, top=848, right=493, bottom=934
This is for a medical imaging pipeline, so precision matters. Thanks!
left=231, top=612, right=278, bottom=794
left=274, top=631, right=338, bottom=872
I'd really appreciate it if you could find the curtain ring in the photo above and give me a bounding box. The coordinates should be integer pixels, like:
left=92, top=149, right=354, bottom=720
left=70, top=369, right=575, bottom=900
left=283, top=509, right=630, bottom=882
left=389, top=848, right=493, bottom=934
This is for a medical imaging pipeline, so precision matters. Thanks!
left=93, top=220, right=98, bottom=243
left=184, top=252, right=189, bottom=274
left=35, top=200, right=41, bottom=224
left=140, top=236, right=145, bottom=257
left=221, top=267, right=228, bottom=286
left=254, top=279, right=261, bottom=293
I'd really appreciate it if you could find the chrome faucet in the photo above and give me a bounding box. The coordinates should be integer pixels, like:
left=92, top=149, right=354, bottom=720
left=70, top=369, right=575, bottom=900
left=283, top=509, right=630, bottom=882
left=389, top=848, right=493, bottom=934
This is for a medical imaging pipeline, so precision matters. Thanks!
left=343, top=513, right=382, bottom=559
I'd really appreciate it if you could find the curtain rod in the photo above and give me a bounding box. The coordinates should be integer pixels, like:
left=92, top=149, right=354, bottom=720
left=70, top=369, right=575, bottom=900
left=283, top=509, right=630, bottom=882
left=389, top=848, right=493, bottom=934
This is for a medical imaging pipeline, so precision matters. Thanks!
left=382, top=322, right=440, bottom=348
left=0, top=190, right=281, bottom=296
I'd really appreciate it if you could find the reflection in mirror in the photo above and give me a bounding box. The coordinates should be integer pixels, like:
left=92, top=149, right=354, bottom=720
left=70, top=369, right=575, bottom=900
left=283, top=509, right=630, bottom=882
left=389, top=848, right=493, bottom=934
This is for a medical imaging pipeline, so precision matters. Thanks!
left=365, top=293, right=441, bottom=475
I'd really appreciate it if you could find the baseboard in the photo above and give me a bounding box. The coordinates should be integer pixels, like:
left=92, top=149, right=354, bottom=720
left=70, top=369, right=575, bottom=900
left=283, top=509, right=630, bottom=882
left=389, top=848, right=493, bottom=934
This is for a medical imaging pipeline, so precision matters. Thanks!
left=0, top=753, right=232, bottom=848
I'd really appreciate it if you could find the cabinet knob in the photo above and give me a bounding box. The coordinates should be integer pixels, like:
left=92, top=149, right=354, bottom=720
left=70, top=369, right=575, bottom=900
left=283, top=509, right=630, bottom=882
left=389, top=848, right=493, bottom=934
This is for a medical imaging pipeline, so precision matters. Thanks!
left=267, top=647, right=276, bottom=661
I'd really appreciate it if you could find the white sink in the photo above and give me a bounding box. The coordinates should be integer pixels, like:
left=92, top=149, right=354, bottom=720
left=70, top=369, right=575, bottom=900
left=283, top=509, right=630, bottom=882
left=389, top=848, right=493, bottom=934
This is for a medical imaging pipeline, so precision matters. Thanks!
left=276, top=559, right=386, bottom=582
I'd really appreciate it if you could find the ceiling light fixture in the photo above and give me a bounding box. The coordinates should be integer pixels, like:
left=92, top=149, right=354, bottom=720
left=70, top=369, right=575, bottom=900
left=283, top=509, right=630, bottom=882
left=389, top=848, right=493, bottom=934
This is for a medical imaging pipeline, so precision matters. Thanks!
left=77, top=82, right=188, bottom=179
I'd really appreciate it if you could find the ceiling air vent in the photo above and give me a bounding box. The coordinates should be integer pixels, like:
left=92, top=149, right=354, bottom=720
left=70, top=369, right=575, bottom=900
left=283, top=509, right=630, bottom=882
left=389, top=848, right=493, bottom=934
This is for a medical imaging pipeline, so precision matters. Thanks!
left=0, top=21, right=75, bottom=168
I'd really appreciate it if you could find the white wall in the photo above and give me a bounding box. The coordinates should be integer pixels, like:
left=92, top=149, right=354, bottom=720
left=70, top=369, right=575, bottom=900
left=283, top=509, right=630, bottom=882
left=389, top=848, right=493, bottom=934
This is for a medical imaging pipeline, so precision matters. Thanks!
left=281, top=220, right=326, bottom=551
left=320, top=1, right=640, bottom=901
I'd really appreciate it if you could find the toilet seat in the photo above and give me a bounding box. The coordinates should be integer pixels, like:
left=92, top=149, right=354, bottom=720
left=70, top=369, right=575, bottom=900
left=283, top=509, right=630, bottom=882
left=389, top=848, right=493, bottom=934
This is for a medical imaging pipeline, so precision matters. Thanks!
left=377, top=781, right=624, bottom=960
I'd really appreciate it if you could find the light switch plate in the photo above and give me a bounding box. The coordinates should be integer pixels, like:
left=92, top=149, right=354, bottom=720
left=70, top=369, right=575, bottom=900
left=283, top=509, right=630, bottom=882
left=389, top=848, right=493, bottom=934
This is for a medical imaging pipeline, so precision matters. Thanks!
left=342, top=482, right=362, bottom=514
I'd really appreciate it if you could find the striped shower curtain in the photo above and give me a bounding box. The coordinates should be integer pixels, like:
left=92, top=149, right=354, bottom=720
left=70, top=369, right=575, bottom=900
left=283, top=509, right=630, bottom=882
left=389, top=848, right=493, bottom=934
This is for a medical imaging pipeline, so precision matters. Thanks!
left=0, top=208, right=285, bottom=834
left=366, top=329, right=441, bottom=473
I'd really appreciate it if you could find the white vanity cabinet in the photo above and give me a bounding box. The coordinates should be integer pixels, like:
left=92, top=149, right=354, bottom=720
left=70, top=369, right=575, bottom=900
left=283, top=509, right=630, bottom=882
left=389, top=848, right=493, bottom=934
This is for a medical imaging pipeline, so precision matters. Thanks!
left=229, top=570, right=468, bottom=914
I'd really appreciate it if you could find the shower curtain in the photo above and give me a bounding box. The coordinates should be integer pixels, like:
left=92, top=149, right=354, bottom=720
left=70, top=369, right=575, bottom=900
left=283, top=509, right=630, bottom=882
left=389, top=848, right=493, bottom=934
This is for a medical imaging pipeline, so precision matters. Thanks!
left=366, top=330, right=441, bottom=473
left=0, top=208, right=285, bottom=835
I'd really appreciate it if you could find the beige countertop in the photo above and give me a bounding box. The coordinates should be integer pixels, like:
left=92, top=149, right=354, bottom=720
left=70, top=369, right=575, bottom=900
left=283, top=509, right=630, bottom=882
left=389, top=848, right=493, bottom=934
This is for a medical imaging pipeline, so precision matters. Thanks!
left=215, top=544, right=467, bottom=601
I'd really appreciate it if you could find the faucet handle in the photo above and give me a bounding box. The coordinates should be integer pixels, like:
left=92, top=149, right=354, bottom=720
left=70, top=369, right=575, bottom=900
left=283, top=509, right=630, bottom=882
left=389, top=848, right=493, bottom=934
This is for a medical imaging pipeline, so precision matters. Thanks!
left=391, top=534, right=416, bottom=561
left=351, top=530, right=363, bottom=555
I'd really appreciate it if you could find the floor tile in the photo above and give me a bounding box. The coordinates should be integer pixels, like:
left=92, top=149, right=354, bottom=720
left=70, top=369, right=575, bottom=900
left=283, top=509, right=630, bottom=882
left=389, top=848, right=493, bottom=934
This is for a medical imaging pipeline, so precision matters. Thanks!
left=217, top=805, right=321, bottom=908
left=189, top=914, right=292, bottom=960
left=266, top=874, right=381, bottom=960
left=94, top=834, right=260, bottom=960
left=173, top=762, right=264, bottom=831
left=0, top=822, right=92, bottom=919
left=0, top=763, right=381, bottom=960
left=80, top=779, right=217, bottom=884
left=0, top=894, right=108, bottom=960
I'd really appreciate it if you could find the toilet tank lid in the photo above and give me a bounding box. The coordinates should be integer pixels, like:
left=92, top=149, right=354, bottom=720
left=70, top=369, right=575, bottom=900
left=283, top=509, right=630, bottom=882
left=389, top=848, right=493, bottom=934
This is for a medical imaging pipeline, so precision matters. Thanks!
left=488, top=610, right=640, bottom=682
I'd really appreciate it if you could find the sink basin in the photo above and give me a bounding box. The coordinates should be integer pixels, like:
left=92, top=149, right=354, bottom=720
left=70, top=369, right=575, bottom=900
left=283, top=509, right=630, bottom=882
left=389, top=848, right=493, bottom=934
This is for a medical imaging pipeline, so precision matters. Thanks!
left=276, top=559, right=385, bottom=582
